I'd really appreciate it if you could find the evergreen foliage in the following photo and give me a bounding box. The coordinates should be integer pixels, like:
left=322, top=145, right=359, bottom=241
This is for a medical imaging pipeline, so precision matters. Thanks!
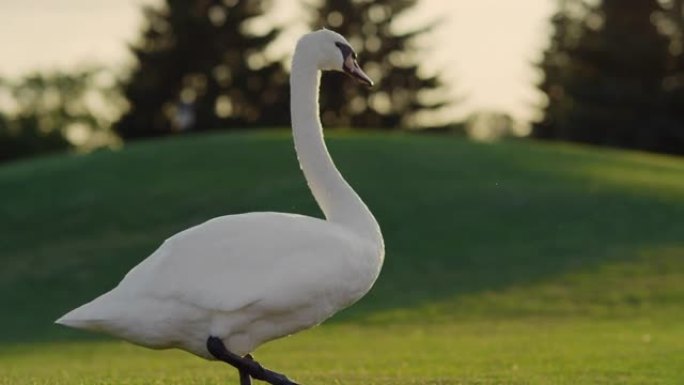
left=535, top=0, right=683, bottom=154
left=662, top=0, right=684, bottom=153
left=115, top=0, right=289, bottom=139
left=309, top=0, right=451, bottom=129
left=533, top=0, right=583, bottom=140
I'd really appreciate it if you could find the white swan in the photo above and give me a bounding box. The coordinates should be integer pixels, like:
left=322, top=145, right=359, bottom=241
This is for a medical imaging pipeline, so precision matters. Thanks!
left=56, top=29, right=384, bottom=385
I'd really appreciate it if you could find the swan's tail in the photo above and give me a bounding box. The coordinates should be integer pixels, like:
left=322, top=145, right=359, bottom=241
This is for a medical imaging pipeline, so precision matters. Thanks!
left=55, top=290, right=120, bottom=331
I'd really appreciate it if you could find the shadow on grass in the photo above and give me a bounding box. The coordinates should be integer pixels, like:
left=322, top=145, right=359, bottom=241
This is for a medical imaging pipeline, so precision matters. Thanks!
left=1, top=133, right=683, bottom=343
left=333, top=137, right=684, bottom=322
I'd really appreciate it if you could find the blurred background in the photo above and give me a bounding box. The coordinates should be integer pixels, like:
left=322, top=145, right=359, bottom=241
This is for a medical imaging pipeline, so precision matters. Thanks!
left=1, top=1, right=684, bottom=384
left=2, top=0, right=683, bottom=162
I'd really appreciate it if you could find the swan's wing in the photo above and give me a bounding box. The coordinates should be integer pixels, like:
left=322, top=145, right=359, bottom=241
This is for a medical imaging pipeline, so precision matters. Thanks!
left=116, top=212, right=369, bottom=314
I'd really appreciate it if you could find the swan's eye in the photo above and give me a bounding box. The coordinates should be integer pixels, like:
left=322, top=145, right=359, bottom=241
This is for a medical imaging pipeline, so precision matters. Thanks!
left=335, top=42, right=355, bottom=61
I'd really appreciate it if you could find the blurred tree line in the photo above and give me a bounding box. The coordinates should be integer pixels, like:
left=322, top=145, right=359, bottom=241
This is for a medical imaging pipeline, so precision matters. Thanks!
left=8, top=0, right=684, bottom=163
left=1, top=0, right=449, bottom=163
left=115, top=0, right=448, bottom=139
left=534, top=0, right=684, bottom=155
left=0, top=68, right=122, bottom=162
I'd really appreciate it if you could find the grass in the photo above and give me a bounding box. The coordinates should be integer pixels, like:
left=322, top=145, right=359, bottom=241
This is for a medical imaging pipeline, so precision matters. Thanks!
left=1, top=131, right=683, bottom=384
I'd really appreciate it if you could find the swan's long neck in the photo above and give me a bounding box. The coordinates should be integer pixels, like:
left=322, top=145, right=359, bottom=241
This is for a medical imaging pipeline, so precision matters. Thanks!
left=290, top=51, right=382, bottom=247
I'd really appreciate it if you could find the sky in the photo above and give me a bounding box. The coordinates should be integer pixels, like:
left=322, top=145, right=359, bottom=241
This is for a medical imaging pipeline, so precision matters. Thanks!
left=0, top=0, right=554, bottom=124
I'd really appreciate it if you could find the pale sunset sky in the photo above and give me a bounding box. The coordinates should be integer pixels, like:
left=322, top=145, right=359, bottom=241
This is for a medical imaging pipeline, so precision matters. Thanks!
left=0, top=0, right=554, bottom=124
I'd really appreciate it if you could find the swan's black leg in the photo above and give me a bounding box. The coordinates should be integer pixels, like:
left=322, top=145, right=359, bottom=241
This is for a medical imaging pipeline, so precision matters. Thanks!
left=239, top=355, right=253, bottom=385
left=207, top=336, right=300, bottom=385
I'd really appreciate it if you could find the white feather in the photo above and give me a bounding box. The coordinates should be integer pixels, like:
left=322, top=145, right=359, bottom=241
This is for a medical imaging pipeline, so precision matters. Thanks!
left=56, top=29, right=384, bottom=360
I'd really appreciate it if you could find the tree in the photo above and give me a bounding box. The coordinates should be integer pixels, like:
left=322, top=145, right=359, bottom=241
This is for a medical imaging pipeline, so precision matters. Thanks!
left=115, top=0, right=289, bottom=140
left=0, top=111, right=70, bottom=163
left=533, top=0, right=583, bottom=140
left=0, top=69, right=122, bottom=163
left=661, top=0, right=684, bottom=154
left=535, top=0, right=672, bottom=152
left=308, top=0, right=451, bottom=129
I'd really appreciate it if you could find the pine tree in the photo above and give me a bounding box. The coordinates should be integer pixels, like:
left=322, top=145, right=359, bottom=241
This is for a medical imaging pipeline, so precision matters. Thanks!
left=309, top=0, right=450, bottom=129
left=662, top=0, right=684, bottom=154
left=533, top=0, right=581, bottom=140
left=115, top=0, right=289, bottom=140
left=540, top=0, right=670, bottom=150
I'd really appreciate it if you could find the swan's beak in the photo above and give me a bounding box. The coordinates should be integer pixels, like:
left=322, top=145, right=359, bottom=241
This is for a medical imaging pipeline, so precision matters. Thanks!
left=343, top=56, right=374, bottom=87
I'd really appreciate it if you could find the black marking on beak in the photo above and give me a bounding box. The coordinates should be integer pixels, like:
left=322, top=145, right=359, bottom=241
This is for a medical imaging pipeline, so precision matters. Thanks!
left=335, top=42, right=374, bottom=87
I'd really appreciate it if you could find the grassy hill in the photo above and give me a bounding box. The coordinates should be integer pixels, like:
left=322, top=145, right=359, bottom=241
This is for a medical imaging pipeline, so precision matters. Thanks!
left=1, top=131, right=683, bottom=384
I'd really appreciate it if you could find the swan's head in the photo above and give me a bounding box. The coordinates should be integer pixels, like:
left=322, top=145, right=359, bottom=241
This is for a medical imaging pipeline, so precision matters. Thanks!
left=297, top=29, right=374, bottom=87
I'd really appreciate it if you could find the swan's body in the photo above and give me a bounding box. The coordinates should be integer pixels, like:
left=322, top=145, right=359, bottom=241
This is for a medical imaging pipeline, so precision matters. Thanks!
left=57, top=29, right=384, bottom=363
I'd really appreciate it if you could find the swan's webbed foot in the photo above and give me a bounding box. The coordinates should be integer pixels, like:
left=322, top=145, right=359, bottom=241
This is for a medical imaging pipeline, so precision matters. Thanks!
left=207, top=336, right=300, bottom=385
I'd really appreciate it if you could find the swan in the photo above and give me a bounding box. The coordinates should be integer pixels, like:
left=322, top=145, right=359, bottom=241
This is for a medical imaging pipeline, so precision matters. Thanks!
left=56, top=29, right=384, bottom=385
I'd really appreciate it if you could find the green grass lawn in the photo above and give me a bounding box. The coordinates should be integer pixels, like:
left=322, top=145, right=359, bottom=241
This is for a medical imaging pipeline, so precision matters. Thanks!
left=1, top=131, right=683, bottom=384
